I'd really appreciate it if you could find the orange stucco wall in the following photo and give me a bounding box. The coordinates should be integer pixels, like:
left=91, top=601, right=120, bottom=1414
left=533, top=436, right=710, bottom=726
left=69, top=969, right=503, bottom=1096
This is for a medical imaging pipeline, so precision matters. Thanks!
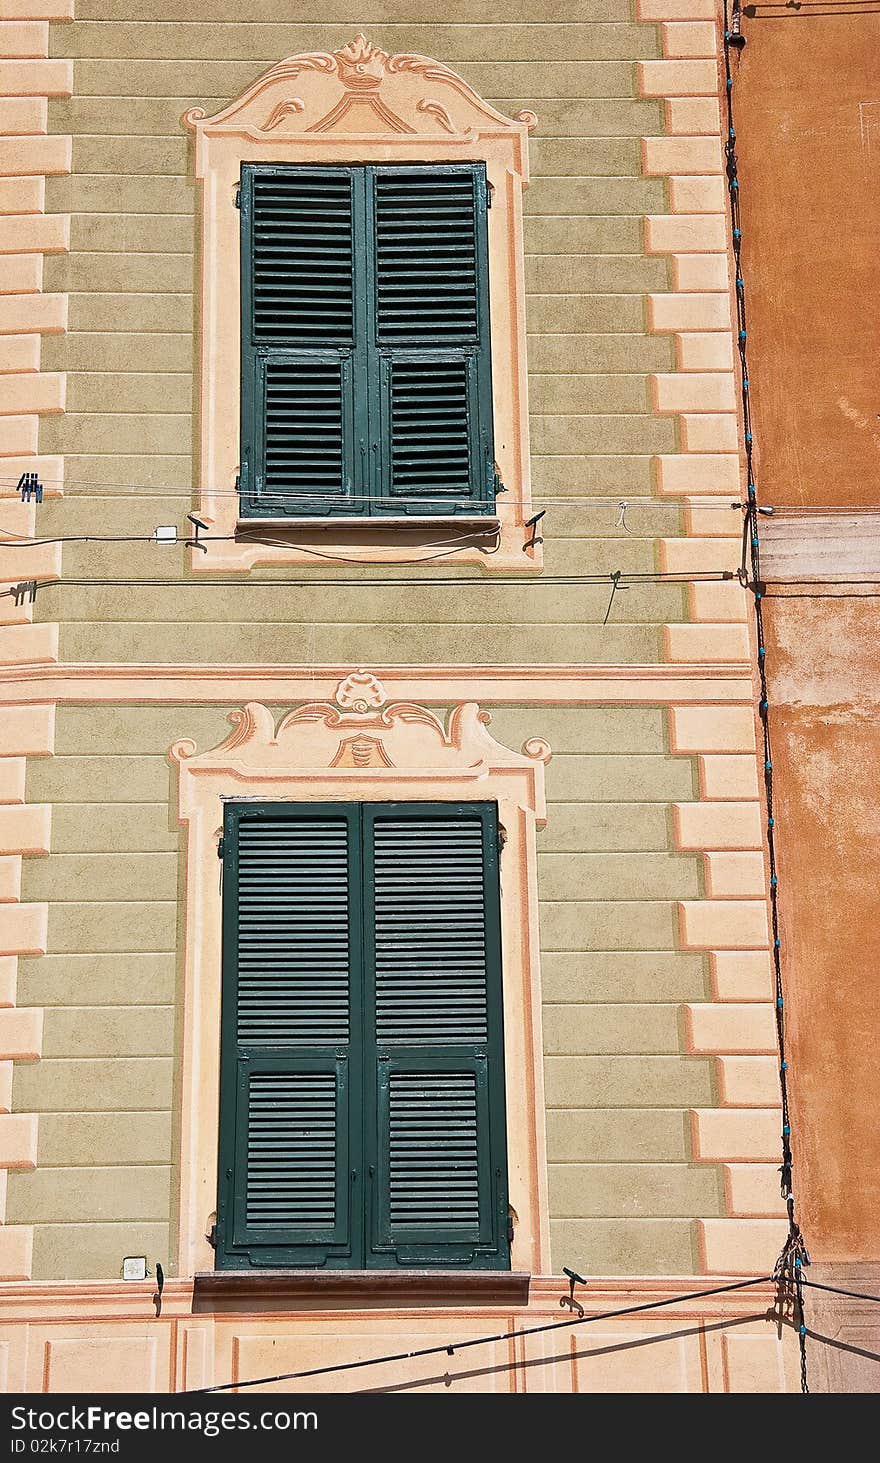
left=765, top=601, right=880, bottom=1260
left=738, top=16, right=880, bottom=1264
left=737, top=15, right=880, bottom=507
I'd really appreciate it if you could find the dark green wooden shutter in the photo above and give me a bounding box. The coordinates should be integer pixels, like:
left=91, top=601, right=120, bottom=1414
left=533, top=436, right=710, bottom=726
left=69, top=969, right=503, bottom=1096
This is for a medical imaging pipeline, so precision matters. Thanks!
left=364, top=804, right=510, bottom=1268
left=216, top=804, right=363, bottom=1268
left=218, top=800, right=509, bottom=1271
left=239, top=166, right=361, bottom=518
left=240, top=163, right=495, bottom=520
left=372, top=165, right=495, bottom=515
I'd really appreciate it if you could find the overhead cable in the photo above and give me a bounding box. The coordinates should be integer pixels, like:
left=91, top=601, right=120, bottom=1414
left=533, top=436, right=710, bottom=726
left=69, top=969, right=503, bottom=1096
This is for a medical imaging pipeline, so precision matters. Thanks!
left=722, top=0, right=810, bottom=1393
left=193, top=1274, right=777, bottom=1395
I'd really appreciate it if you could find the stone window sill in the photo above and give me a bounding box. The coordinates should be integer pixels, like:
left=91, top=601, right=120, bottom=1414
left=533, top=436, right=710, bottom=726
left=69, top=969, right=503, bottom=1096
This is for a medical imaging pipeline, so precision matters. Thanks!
left=235, top=515, right=501, bottom=534
left=192, top=1269, right=531, bottom=1312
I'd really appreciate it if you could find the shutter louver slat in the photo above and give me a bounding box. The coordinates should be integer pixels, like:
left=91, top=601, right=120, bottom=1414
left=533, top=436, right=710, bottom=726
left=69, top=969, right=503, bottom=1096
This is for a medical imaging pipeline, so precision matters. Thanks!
left=242, top=162, right=494, bottom=517
left=241, top=166, right=357, bottom=517
left=373, top=166, right=491, bottom=510
left=219, top=800, right=508, bottom=1272
left=262, top=359, right=346, bottom=504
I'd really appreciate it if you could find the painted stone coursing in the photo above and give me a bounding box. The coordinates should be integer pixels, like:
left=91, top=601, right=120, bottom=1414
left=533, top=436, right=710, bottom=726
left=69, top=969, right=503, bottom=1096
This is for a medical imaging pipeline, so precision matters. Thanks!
left=37, top=6, right=688, bottom=664
left=11, top=700, right=720, bottom=1279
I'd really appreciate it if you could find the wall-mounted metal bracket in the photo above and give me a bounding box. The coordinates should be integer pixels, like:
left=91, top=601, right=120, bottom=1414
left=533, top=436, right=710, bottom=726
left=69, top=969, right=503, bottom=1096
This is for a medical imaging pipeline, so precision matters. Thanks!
left=560, top=1266, right=587, bottom=1318
left=602, top=569, right=628, bottom=626
left=523, top=509, right=546, bottom=550
left=185, top=513, right=210, bottom=553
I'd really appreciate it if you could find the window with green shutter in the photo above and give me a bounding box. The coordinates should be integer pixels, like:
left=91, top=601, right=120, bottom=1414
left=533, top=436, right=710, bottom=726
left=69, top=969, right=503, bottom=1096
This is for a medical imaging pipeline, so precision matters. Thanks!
left=238, top=163, right=496, bottom=520
left=216, top=800, right=510, bottom=1270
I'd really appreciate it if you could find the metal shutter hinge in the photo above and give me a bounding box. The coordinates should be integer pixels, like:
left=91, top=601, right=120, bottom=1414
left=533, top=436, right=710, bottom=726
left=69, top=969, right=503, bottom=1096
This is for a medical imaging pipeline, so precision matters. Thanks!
left=234, top=187, right=241, bottom=209
left=217, top=837, right=224, bottom=859
left=207, top=1223, right=217, bottom=1250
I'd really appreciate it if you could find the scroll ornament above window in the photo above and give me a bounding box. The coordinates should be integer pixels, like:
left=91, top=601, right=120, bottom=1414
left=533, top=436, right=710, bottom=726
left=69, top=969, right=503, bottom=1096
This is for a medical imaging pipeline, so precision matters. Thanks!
left=183, top=37, right=540, bottom=573
left=183, top=35, right=537, bottom=161
left=170, top=669, right=552, bottom=819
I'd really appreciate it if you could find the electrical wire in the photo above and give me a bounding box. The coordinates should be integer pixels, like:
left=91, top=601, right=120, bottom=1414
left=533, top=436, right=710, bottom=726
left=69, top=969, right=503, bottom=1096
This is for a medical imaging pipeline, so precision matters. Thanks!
left=6, top=22, right=862, bottom=1401
left=0, top=17, right=869, bottom=1403
left=0, top=472, right=745, bottom=509
left=800, top=1278, right=880, bottom=1305
left=762, top=578, right=880, bottom=587
left=226, top=524, right=503, bottom=565
left=722, top=0, right=810, bottom=1393
left=9, top=471, right=880, bottom=516
left=5, top=569, right=872, bottom=600
left=763, top=589, right=880, bottom=599
left=192, top=1274, right=777, bottom=1395
left=0, top=571, right=736, bottom=605
left=0, top=526, right=503, bottom=568
left=744, top=2, right=880, bottom=14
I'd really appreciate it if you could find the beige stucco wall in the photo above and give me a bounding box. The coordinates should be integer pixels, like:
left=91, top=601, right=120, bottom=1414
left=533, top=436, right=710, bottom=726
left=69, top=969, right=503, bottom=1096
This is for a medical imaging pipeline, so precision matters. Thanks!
left=37, top=5, right=682, bottom=666
left=0, top=0, right=780, bottom=1300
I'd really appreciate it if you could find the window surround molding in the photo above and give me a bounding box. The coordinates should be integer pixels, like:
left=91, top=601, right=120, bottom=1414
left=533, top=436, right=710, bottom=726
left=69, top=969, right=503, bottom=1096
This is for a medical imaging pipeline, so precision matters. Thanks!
left=170, top=668, right=552, bottom=1279
left=183, top=34, right=540, bottom=573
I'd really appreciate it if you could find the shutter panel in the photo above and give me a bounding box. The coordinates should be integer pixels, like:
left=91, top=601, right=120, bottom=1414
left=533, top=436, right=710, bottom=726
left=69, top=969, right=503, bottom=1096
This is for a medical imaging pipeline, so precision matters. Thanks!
left=257, top=355, right=352, bottom=514
left=233, top=1054, right=349, bottom=1251
left=216, top=804, right=362, bottom=1268
left=374, top=169, right=480, bottom=342
left=385, top=1067, right=484, bottom=1230
left=364, top=803, right=510, bottom=1268
left=372, top=165, right=495, bottom=515
left=250, top=168, right=355, bottom=345
left=239, top=165, right=361, bottom=518
left=386, top=360, right=474, bottom=503
left=243, top=1066, right=338, bottom=1228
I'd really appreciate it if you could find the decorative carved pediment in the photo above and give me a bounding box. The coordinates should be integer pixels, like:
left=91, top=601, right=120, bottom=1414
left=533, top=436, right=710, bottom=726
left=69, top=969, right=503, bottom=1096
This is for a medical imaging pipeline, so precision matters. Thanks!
left=184, top=33, right=536, bottom=158
left=171, top=670, right=550, bottom=818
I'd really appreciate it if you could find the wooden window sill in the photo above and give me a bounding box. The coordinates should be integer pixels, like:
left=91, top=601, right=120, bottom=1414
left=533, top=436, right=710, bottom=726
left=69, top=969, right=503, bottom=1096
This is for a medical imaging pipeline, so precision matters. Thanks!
left=192, top=1269, right=531, bottom=1312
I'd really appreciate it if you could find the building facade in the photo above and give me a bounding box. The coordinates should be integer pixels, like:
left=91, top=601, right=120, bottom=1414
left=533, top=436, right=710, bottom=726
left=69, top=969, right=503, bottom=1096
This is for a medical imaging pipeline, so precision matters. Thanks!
left=3, top=0, right=869, bottom=1395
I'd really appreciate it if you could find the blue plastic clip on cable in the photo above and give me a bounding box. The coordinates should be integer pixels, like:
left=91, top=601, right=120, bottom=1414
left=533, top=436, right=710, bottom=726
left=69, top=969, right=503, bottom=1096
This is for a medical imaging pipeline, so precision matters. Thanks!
left=17, top=472, right=43, bottom=505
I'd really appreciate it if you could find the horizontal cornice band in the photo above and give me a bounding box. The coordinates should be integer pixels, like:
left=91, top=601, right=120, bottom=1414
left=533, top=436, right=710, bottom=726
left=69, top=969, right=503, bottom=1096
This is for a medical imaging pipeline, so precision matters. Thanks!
left=0, top=661, right=753, bottom=706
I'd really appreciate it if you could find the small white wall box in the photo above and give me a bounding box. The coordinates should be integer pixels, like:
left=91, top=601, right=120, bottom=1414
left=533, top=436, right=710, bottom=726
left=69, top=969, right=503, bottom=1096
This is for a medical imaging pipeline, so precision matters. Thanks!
left=153, top=525, right=178, bottom=543
left=122, top=1256, right=147, bottom=1280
